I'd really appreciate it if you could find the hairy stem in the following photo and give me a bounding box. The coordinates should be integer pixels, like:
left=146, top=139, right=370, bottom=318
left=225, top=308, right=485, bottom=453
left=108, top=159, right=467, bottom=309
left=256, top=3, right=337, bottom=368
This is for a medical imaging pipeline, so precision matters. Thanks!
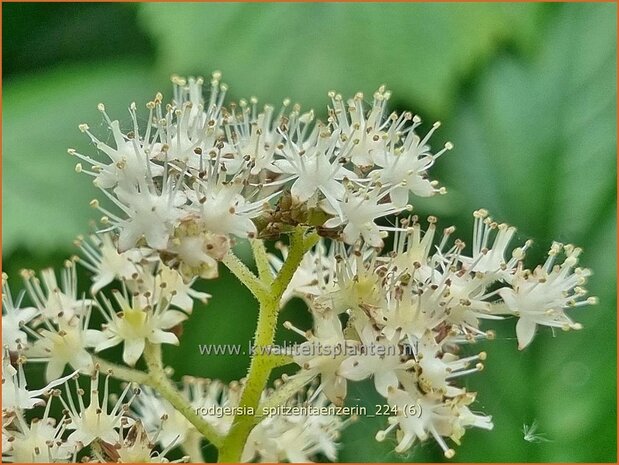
left=250, top=238, right=273, bottom=285
left=218, top=226, right=318, bottom=462
left=94, top=352, right=225, bottom=448
left=143, top=343, right=225, bottom=448
left=93, top=356, right=150, bottom=384
left=222, top=250, right=268, bottom=301
left=256, top=371, right=315, bottom=420
left=181, top=433, right=205, bottom=462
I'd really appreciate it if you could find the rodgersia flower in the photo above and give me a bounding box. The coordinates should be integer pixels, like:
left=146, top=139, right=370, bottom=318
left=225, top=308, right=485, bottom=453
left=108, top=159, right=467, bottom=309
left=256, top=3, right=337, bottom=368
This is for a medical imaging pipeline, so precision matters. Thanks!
left=370, top=122, right=451, bottom=207
left=276, top=209, right=595, bottom=457
left=3, top=71, right=598, bottom=463
left=3, top=396, right=74, bottom=463
left=285, top=312, right=357, bottom=406
left=109, top=178, right=188, bottom=252
left=242, top=388, right=344, bottom=463
left=96, top=420, right=187, bottom=463
left=60, top=369, right=138, bottom=447
left=338, top=327, right=411, bottom=397
left=2, top=349, right=75, bottom=414
left=498, top=242, right=595, bottom=349
left=2, top=274, right=37, bottom=351
left=132, top=385, right=195, bottom=450
left=378, top=376, right=493, bottom=457
left=133, top=378, right=243, bottom=450
left=190, top=178, right=264, bottom=239
left=20, top=260, right=91, bottom=322
left=95, top=289, right=187, bottom=366
left=321, top=186, right=407, bottom=247
left=133, top=377, right=347, bottom=463
left=76, top=233, right=146, bottom=294
left=272, top=124, right=356, bottom=207
left=26, top=310, right=101, bottom=382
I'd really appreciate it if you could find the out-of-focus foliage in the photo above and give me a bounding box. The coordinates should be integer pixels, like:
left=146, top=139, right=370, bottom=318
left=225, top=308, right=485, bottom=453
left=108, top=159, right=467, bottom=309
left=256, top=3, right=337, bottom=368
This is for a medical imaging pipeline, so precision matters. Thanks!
left=140, top=3, right=542, bottom=115
left=443, top=5, right=617, bottom=462
left=3, top=62, right=157, bottom=251
left=3, top=3, right=616, bottom=462
left=3, top=3, right=154, bottom=77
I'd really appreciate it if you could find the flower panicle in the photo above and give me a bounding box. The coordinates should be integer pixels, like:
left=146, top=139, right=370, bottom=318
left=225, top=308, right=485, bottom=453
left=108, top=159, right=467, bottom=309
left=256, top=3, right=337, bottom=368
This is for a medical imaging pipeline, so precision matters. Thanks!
left=2, top=72, right=597, bottom=462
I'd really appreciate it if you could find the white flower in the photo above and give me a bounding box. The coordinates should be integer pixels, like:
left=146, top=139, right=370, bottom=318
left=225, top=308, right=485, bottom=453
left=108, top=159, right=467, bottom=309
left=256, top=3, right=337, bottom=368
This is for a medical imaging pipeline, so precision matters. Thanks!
left=412, top=332, right=485, bottom=397
left=133, top=378, right=242, bottom=449
left=498, top=243, right=596, bottom=350
left=2, top=274, right=37, bottom=351
left=61, top=370, right=137, bottom=447
left=438, top=271, right=504, bottom=337
left=167, top=218, right=230, bottom=280
left=79, top=233, right=211, bottom=311
left=157, top=264, right=211, bottom=312
left=164, top=75, right=226, bottom=171
left=98, top=420, right=185, bottom=463
left=3, top=400, right=73, bottom=463
left=95, top=290, right=187, bottom=366
left=459, top=209, right=531, bottom=280
left=378, top=280, right=448, bottom=344
left=312, top=245, right=384, bottom=315
left=338, top=325, right=410, bottom=396
left=131, top=262, right=210, bottom=314
left=27, top=312, right=104, bottom=383
left=20, top=261, right=91, bottom=322
left=322, top=187, right=406, bottom=247
left=51, top=73, right=596, bottom=461
left=77, top=233, right=146, bottom=293
left=272, top=126, right=355, bottom=207
left=2, top=350, right=75, bottom=414
left=105, top=178, right=187, bottom=252
left=243, top=391, right=343, bottom=463
left=132, top=386, right=193, bottom=449
left=183, top=377, right=243, bottom=436
left=72, top=106, right=165, bottom=191
left=376, top=374, right=492, bottom=457
left=386, top=215, right=450, bottom=275
left=285, top=312, right=356, bottom=405
left=328, top=87, right=393, bottom=168
left=191, top=178, right=265, bottom=238
left=229, top=100, right=285, bottom=176
left=371, top=121, right=451, bottom=206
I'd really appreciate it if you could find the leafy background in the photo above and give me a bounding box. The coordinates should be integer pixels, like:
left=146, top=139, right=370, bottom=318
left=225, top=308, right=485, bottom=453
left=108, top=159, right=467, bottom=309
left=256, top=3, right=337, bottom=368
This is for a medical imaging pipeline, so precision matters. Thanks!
left=3, top=3, right=616, bottom=462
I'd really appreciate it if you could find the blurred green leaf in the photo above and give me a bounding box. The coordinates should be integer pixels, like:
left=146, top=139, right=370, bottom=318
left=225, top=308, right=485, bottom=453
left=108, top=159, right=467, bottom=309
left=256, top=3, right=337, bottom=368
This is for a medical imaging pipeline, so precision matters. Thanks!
left=442, top=3, right=616, bottom=462
left=3, top=61, right=159, bottom=255
left=445, top=3, right=616, bottom=243
left=140, top=3, right=541, bottom=116
left=2, top=3, right=154, bottom=78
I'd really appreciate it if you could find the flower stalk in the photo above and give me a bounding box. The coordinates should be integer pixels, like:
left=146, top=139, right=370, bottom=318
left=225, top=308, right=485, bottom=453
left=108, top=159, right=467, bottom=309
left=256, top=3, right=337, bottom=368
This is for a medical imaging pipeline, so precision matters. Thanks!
left=94, top=350, right=226, bottom=449
left=218, top=226, right=318, bottom=462
left=4, top=74, right=596, bottom=464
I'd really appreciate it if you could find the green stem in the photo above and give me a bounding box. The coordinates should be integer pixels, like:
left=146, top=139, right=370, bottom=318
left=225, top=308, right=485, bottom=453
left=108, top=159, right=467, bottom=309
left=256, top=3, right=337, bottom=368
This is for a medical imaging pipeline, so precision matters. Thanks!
left=256, top=371, right=315, bottom=420
left=222, top=250, right=268, bottom=301
left=218, top=226, right=318, bottom=462
left=250, top=238, right=273, bottom=285
left=272, top=228, right=319, bottom=297
left=181, top=433, right=204, bottom=462
left=265, top=353, right=294, bottom=368
left=94, top=352, right=225, bottom=448
left=93, top=356, right=150, bottom=384
left=142, top=343, right=226, bottom=449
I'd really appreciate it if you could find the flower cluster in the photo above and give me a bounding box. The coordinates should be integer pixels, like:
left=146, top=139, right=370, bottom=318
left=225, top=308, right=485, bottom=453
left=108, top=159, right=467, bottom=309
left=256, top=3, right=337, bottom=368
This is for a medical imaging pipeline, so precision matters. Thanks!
left=2, top=73, right=596, bottom=462
left=70, top=73, right=450, bottom=266
left=274, top=212, right=595, bottom=456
